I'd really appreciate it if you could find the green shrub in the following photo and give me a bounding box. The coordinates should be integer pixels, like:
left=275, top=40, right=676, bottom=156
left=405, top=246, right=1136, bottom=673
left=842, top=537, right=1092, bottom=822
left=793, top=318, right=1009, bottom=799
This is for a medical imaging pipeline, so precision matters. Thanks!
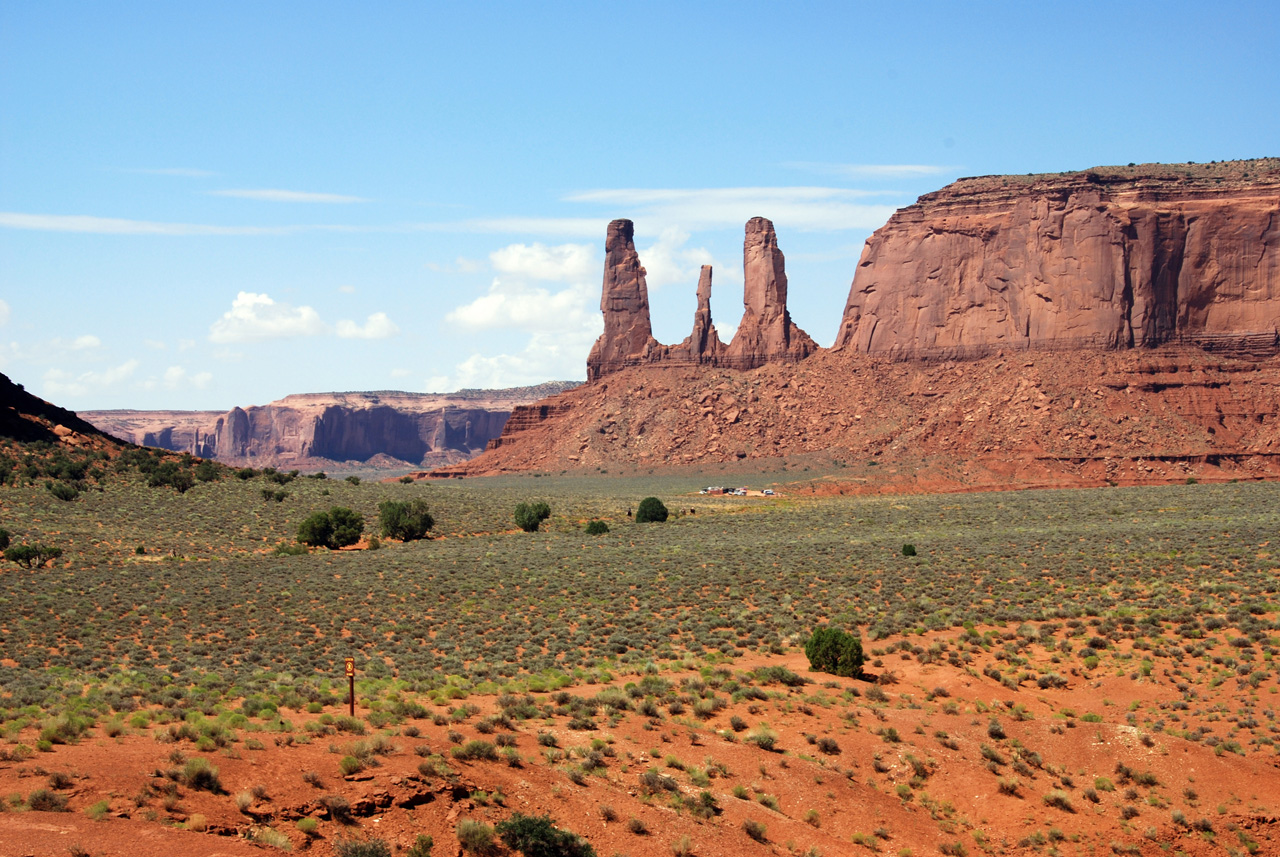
left=902, top=543, right=917, bottom=556
left=742, top=818, right=767, bottom=842
left=457, top=819, right=498, bottom=855
left=635, top=497, right=668, bottom=523
left=27, top=788, right=69, bottom=812
left=182, top=757, right=224, bottom=793
left=48, top=481, right=79, bottom=502
left=334, top=838, right=393, bottom=857
left=495, top=812, right=596, bottom=857
left=0, top=528, right=9, bottom=550
left=406, top=834, right=434, bottom=857
left=5, top=543, right=63, bottom=568
left=379, top=499, right=435, bottom=541
left=804, top=626, right=864, bottom=678
left=584, top=520, right=609, bottom=535
left=298, top=507, right=364, bottom=548
left=514, top=501, right=551, bottom=533
left=452, top=740, right=498, bottom=761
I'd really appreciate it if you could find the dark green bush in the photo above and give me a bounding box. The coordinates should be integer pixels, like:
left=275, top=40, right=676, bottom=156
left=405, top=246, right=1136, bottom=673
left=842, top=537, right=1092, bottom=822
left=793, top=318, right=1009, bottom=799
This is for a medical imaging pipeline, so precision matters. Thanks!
left=47, top=481, right=79, bottom=502
left=804, top=626, right=864, bottom=678
left=584, top=520, right=609, bottom=535
left=514, top=501, right=551, bottom=533
left=298, top=507, right=364, bottom=549
left=635, top=497, right=668, bottom=523
left=297, top=512, right=334, bottom=547
left=496, top=812, right=596, bottom=857
left=26, top=788, right=69, bottom=812
left=379, top=499, right=435, bottom=541
left=902, top=543, right=917, bottom=556
left=334, top=838, right=393, bottom=857
left=5, top=543, right=63, bottom=569
left=0, top=528, right=10, bottom=550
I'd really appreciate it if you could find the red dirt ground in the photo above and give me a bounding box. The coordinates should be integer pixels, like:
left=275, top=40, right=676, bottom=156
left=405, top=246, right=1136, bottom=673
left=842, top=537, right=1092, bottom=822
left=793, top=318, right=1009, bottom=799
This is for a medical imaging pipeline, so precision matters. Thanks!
left=3, top=625, right=1277, bottom=857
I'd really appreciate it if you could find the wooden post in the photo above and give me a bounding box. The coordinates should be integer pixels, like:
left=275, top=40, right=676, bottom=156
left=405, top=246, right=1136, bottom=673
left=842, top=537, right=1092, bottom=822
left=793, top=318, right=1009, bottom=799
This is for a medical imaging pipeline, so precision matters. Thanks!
left=344, top=657, right=355, bottom=717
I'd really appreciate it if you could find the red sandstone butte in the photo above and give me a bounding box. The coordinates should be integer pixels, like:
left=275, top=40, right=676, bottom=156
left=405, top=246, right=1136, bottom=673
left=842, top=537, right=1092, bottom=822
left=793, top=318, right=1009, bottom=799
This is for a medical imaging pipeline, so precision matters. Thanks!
left=833, top=160, right=1280, bottom=358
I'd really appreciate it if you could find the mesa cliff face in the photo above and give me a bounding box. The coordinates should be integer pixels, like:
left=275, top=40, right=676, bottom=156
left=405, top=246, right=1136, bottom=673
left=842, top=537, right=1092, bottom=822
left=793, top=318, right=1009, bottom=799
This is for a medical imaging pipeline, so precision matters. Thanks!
left=442, top=159, right=1280, bottom=486
left=83, top=383, right=577, bottom=470
left=833, top=160, right=1280, bottom=358
left=585, top=217, right=816, bottom=380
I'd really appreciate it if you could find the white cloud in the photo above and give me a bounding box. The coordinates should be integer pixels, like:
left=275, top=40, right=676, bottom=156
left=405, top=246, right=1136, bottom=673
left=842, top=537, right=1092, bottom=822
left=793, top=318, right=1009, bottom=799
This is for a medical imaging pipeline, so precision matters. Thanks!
left=783, top=162, right=954, bottom=179
left=336, top=312, right=400, bottom=339
left=71, top=335, right=100, bottom=350
left=446, top=278, right=596, bottom=333
left=210, top=189, right=368, bottom=204
left=209, top=292, right=328, bottom=343
left=489, top=242, right=596, bottom=282
left=162, top=365, right=213, bottom=390
left=422, top=374, right=452, bottom=393
left=443, top=328, right=596, bottom=391
left=637, top=227, right=714, bottom=290
left=43, top=359, right=140, bottom=398
left=0, top=300, right=9, bottom=326
left=563, top=187, right=898, bottom=232
left=389, top=368, right=412, bottom=378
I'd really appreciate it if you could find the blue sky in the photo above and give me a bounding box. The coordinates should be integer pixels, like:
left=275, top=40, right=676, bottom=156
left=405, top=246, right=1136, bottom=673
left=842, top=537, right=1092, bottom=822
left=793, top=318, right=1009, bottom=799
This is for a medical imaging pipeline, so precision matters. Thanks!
left=2, top=2, right=1276, bottom=410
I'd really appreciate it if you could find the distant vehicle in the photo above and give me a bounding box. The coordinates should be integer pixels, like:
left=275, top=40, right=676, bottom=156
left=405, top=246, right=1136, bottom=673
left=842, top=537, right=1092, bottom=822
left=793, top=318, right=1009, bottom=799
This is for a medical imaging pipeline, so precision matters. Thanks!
left=762, top=489, right=775, bottom=496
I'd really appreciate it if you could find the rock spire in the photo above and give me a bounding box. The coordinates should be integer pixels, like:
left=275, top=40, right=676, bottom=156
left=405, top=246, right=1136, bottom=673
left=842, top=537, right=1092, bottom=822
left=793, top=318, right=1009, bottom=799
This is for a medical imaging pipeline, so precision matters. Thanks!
left=586, top=219, right=660, bottom=381
left=723, top=217, right=818, bottom=369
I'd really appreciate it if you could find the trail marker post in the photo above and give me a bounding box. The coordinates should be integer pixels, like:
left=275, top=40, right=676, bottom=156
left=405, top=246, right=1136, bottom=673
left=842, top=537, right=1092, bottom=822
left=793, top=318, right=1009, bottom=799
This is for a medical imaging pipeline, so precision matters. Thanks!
left=344, top=657, right=355, bottom=717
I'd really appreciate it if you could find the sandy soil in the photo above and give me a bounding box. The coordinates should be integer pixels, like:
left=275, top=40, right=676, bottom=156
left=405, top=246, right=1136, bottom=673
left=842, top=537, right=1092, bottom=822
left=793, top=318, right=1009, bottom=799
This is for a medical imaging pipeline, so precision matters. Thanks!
left=2, top=623, right=1277, bottom=857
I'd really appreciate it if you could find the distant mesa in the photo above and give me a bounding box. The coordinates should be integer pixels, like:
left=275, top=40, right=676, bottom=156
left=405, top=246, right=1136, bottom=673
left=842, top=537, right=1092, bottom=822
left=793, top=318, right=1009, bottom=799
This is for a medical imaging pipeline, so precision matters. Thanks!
left=586, top=216, right=817, bottom=381
left=81, top=382, right=579, bottom=470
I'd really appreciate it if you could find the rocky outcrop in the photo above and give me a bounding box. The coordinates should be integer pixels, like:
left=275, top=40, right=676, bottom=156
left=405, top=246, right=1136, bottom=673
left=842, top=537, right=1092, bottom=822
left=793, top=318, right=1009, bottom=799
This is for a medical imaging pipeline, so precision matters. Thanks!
left=586, top=218, right=814, bottom=379
left=724, top=217, right=818, bottom=369
left=82, top=383, right=578, bottom=470
left=833, top=159, right=1280, bottom=358
left=0, top=372, right=115, bottom=447
left=586, top=220, right=661, bottom=381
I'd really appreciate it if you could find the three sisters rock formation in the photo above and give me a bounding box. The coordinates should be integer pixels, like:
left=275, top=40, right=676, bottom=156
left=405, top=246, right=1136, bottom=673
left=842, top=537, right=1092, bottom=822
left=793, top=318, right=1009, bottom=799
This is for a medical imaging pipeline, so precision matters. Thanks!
left=587, top=159, right=1280, bottom=380
left=586, top=217, right=818, bottom=381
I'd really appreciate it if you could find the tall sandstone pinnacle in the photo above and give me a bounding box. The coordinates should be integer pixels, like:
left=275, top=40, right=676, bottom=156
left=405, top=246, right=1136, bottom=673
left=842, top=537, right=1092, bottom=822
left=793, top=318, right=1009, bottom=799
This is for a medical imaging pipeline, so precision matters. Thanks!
left=723, top=217, right=819, bottom=369
left=667, top=265, right=726, bottom=365
left=832, top=161, right=1280, bottom=357
left=586, top=219, right=660, bottom=381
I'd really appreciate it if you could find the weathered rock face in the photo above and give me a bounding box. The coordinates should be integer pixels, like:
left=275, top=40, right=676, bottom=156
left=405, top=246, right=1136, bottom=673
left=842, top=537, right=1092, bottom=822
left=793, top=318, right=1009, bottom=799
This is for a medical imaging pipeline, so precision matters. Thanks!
left=82, top=383, right=577, bottom=470
left=586, top=220, right=660, bottom=381
left=723, top=217, right=818, bottom=369
left=833, top=160, right=1280, bottom=358
left=587, top=218, right=814, bottom=379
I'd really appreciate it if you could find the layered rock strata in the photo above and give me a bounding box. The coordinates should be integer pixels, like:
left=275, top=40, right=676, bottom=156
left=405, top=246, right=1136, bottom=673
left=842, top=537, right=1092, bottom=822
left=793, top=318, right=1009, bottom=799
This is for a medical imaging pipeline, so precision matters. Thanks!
left=83, top=383, right=577, bottom=470
left=585, top=218, right=815, bottom=380
left=833, top=159, right=1280, bottom=358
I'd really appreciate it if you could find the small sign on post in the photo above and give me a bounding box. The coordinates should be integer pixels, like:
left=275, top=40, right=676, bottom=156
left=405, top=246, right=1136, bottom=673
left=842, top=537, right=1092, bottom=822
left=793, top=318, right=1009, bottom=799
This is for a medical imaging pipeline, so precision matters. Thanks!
left=344, top=657, right=356, bottom=717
